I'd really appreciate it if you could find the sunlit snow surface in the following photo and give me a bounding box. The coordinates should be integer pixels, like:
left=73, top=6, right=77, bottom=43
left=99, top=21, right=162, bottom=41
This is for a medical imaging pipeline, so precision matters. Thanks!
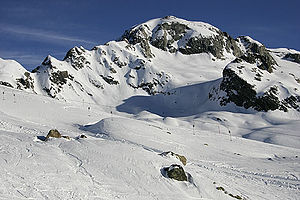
left=0, top=16, right=300, bottom=199
left=0, top=84, right=299, bottom=200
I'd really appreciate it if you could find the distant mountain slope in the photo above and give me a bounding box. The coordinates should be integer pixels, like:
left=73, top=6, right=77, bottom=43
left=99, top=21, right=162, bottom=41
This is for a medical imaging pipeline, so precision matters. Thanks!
left=1, top=16, right=300, bottom=112
left=209, top=37, right=300, bottom=112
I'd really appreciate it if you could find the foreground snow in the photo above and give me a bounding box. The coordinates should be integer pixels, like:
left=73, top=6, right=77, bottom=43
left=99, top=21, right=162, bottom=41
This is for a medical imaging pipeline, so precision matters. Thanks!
left=0, top=85, right=299, bottom=200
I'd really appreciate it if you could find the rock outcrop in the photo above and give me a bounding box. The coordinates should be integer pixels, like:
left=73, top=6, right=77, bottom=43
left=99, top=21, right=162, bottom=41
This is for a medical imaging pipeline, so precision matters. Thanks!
left=209, top=55, right=300, bottom=112
left=164, top=164, right=187, bottom=181
left=237, top=36, right=277, bottom=73
left=46, top=129, right=62, bottom=139
left=284, top=53, right=300, bottom=64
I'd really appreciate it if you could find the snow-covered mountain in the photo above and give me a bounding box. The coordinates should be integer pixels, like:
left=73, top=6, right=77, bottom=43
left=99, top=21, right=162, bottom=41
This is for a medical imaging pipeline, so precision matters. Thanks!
left=0, top=16, right=300, bottom=199
left=1, top=16, right=300, bottom=113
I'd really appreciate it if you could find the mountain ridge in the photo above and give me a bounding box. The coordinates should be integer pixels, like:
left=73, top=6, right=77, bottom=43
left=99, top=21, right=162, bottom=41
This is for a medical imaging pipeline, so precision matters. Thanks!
left=1, top=16, right=300, bottom=113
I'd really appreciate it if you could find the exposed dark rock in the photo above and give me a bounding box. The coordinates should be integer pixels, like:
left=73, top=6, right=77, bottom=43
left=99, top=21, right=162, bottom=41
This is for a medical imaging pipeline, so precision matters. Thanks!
left=151, top=22, right=189, bottom=52
left=229, top=194, right=243, bottom=199
left=121, top=19, right=243, bottom=59
left=284, top=53, right=300, bottom=64
left=50, top=71, right=69, bottom=85
left=238, top=36, right=277, bottom=73
left=121, top=25, right=153, bottom=58
left=64, top=47, right=89, bottom=70
left=217, top=67, right=281, bottom=111
left=43, top=87, right=55, bottom=98
left=16, top=72, right=34, bottom=90
left=89, top=78, right=104, bottom=89
left=216, top=186, right=225, bottom=191
left=223, top=32, right=243, bottom=57
left=216, top=185, right=243, bottom=199
left=219, top=67, right=257, bottom=109
left=113, top=56, right=127, bottom=68
left=213, top=66, right=299, bottom=112
left=121, top=25, right=149, bottom=45
left=179, top=31, right=242, bottom=58
left=100, top=75, right=119, bottom=85
left=179, top=34, right=225, bottom=58
left=0, top=81, right=13, bottom=88
left=46, top=129, right=61, bottom=139
left=165, top=164, right=187, bottom=181
left=42, top=56, right=52, bottom=66
left=109, top=67, right=117, bottom=73
left=140, top=39, right=153, bottom=58
left=289, top=73, right=300, bottom=84
left=62, top=135, right=71, bottom=140
left=159, top=151, right=187, bottom=165
left=31, top=66, right=40, bottom=73
left=254, top=86, right=281, bottom=111
left=129, top=77, right=166, bottom=95
left=281, top=95, right=300, bottom=111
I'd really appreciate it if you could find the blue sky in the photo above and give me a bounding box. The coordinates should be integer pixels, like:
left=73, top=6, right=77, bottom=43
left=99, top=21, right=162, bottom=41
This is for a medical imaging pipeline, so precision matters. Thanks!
left=0, top=0, right=299, bottom=71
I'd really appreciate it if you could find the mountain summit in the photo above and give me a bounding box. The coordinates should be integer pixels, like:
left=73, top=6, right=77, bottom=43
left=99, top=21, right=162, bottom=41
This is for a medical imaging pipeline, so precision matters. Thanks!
left=1, top=16, right=300, bottom=113
left=1, top=17, right=300, bottom=200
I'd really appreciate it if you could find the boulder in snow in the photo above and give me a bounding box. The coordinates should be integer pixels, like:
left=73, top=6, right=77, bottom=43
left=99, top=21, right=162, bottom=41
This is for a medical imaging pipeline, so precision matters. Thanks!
left=159, top=151, right=187, bottom=165
left=46, top=129, right=62, bottom=139
left=164, top=164, right=187, bottom=181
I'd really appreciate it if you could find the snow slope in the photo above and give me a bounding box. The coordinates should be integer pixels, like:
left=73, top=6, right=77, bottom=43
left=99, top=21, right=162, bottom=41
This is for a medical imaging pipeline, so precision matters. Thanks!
left=0, top=85, right=299, bottom=199
left=0, top=16, right=300, bottom=199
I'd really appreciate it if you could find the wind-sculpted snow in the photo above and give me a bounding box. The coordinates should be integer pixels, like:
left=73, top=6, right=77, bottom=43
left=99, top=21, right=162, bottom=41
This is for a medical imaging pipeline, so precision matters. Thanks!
left=0, top=86, right=299, bottom=199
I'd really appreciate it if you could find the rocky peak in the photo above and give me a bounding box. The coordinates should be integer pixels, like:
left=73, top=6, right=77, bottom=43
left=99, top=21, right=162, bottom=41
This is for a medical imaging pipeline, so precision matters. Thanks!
left=63, top=46, right=86, bottom=60
left=1, top=17, right=299, bottom=113
left=120, top=24, right=153, bottom=58
left=236, top=36, right=277, bottom=73
left=63, top=46, right=91, bottom=70
left=150, top=21, right=190, bottom=53
left=120, top=16, right=243, bottom=59
left=121, top=24, right=152, bottom=45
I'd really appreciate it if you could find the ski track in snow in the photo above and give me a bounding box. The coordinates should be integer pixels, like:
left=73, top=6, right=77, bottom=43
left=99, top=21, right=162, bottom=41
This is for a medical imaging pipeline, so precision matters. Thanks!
left=1, top=19, right=300, bottom=198
left=0, top=97, right=300, bottom=199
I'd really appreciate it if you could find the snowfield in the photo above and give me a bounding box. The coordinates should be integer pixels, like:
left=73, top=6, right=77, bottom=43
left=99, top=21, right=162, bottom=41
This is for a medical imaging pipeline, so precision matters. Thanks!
left=0, top=85, right=299, bottom=200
